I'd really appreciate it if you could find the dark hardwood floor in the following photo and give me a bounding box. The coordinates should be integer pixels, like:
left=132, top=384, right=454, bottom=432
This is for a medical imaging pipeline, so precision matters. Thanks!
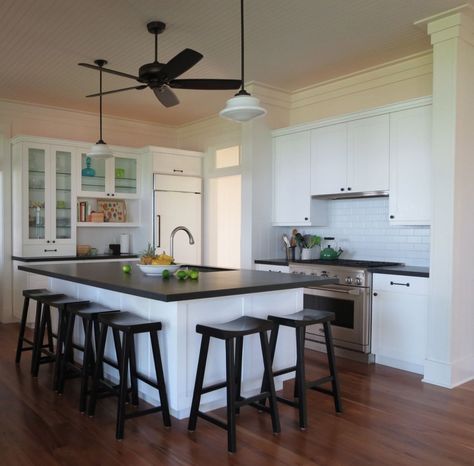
left=0, top=322, right=473, bottom=466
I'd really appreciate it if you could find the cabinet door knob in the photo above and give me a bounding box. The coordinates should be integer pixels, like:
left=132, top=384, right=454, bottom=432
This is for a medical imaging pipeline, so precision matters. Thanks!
left=304, top=217, right=308, bottom=221
left=46, top=240, right=50, bottom=244
left=340, top=188, right=345, bottom=192
left=347, top=187, right=352, bottom=191
left=390, top=215, right=395, bottom=219
left=111, top=193, right=115, bottom=197
left=373, top=292, right=378, bottom=296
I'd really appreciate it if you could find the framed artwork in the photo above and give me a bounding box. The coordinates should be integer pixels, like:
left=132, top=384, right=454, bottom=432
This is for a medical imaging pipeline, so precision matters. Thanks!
left=97, top=199, right=127, bottom=222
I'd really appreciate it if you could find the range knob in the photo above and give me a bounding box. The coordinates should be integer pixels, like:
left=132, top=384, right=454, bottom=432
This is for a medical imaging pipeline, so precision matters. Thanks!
left=355, top=277, right=362, bottom=286
left=345, top=277, right=353, bottom=285
left=321, top=272, right=329, bottom=278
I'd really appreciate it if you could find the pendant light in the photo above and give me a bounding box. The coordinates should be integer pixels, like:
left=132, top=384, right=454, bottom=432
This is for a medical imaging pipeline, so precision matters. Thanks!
left=219, top=0, right=266, bottom=122
left=87, top=59, right=113, bottom=159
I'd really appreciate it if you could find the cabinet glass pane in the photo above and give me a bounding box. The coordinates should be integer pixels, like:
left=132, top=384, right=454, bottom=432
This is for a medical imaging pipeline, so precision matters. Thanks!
left=28, top=148, right=46, bottom=240
left=114, top=157, right=137, bottom=194
left=80, top=153, right=105, bottom=193
left=56, top=151, right=72, bottom=239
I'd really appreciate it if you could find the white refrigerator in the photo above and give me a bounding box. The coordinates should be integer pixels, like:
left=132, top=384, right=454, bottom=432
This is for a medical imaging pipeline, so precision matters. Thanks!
left=153, top=174, right=202, bottom=265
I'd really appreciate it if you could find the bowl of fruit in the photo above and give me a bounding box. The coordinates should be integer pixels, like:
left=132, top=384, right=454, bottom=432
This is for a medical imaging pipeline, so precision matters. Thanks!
left=136, top=244, right=180, bottom=276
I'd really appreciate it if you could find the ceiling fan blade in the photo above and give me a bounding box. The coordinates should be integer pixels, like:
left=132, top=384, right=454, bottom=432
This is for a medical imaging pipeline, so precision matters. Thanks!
left=78, top=63, right=139, bottom=81
left=158, top=49, right=203, bottom=81
left=86, top=85, right=147, bottom=97
left=153, top=86, right=179, bottom=107
left=170, top=79, right=242, bottom=90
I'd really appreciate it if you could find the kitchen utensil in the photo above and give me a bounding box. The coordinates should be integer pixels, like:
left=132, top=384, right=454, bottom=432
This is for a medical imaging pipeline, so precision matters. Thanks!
left=282, top=234, right=290, bottom=248
left=109, top=244, right=121, bottom=255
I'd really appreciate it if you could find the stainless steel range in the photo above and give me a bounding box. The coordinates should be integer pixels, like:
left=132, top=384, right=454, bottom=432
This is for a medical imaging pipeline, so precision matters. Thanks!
left=289, top=259, right=401, bottom=362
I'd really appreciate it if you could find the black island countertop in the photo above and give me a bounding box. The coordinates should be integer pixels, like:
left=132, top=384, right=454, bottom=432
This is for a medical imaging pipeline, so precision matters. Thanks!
left=13, top=254, right=139, bottom=263
left=18, top=262, right=338, bottom=303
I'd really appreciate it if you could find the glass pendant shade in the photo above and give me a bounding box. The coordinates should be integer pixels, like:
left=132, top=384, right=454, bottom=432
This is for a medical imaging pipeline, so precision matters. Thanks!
left=220, top=92, right=267, bottom=122
left=87, top=140, right=113, bottom=159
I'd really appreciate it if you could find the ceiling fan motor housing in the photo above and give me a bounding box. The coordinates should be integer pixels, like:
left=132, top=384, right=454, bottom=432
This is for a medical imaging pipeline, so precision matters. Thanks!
left=138, top=62, right=165, bottom=86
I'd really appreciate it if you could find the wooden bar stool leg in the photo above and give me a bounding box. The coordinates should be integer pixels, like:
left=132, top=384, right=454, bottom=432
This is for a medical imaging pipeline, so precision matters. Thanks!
left=188, top=335, right=210, bottom=431
left=295, top=326, right=307, bottom=429
left=150, top=331, right=171, bottom=427
left=45, top=306, right=54, bottom=353
left=235, top=336, right=243, bottom=414
left=53, top=310, right=67, bottom=391
left=31, top=304, right=49, bottom=377
left=80, top=319, right=94, bottom=413
left=30, top=301, right=44, bottom=375
left=260, top=330, right=281, bottom=434
left=128, top=333, right=139, bottom=407
left=93, top=320, right=104, bottom=379
left=259, top=324, right=279, bottom=407
left=87, top=323, right=107, bottom=417
left=15, top=297, right=30, bottom=363
left=225, top=338, right=237, bottom=453
left=323, top=322, right=343, bottom=413
left=57, top=313, right=75, bottom=394
left=116, top=331, right=130, bottom=440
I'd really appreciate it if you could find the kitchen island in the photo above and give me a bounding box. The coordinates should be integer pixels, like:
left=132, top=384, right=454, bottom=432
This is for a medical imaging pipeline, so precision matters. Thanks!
left=19, top=262, right=336, bottom=418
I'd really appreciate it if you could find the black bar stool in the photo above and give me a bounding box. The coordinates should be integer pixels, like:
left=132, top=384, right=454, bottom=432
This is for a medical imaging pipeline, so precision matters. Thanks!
left=56, top=303, right=120, bottom=412
left=15, top=289, right=64, bottom=366
left=31, top=295, right=90, bottom=386
left=87, top=311, right=171, bottom=440
left=188, top=316, right=280, bottom=453
left=262, top=309, right=342, bottom=430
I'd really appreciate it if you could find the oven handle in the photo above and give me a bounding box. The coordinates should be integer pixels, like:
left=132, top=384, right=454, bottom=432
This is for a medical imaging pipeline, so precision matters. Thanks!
left=306, top=285, right=362, bottom=296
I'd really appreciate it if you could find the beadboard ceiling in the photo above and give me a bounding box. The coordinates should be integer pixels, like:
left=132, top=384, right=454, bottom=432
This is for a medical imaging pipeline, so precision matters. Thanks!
left=0, top=0, right=466, bottom=125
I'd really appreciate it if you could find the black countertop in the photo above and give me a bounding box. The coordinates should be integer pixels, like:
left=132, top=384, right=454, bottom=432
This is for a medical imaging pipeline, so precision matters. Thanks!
left=18, top=262, right=337, bottom=303
left=368, top=265, right=429, bottom=278
left=13, top=254, right=139, bottom=263
left=254, top=259, right=289, bottom=266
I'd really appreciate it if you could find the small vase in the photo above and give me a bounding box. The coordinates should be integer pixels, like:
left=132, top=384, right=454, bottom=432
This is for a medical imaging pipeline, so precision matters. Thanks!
left=301, top=248, right=312, bottom=260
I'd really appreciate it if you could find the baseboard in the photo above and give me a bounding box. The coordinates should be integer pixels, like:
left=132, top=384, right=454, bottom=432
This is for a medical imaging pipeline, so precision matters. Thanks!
left=375, top=355, right=424, bottom=375
left=423, top=354, right=474, bottom=388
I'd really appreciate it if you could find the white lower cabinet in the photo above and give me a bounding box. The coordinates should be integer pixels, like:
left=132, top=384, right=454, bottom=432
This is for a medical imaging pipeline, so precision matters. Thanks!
left=255, top=264, right=290, bottom=273
left=372, top=273, right=428, bottom=374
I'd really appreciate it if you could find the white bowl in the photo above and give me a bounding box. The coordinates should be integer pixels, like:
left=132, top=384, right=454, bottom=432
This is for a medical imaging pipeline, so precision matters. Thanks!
left=136, top=263, right=180, bottom=276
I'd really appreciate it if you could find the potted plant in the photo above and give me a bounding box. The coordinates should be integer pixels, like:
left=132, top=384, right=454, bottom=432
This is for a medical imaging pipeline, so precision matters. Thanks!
left=299, top=234, right=322, bottom=260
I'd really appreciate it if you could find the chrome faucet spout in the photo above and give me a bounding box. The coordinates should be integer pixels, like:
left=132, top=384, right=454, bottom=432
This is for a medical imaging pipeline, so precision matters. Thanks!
left=170, top=226, right=195, bottom=259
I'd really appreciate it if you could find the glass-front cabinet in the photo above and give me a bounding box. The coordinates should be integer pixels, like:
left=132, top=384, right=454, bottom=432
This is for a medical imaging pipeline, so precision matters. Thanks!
left=12, top=139, right=76, bottom=256
left=78, top=150, right=139, bottom=199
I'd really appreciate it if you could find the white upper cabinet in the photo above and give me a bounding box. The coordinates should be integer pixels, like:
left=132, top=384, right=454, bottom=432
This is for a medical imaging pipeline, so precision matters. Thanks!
left=347, top=114, right=390, bottom=193
left=310, top=114, right=390, bottom=196
left=389, top=105, right=432, bottom=225
left=150, top=147, right=203, bottom=176
left=77, top=150, right=140, bottom=199
left=273, top=132, right=327, bottom=226
left=310, top=123, right=348, bottom=196
left=12, top=139, right=76, bottom=257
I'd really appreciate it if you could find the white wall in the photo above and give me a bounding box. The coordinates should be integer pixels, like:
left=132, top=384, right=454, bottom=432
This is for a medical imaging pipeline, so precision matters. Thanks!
left=273, top=197, right=430, bottom=266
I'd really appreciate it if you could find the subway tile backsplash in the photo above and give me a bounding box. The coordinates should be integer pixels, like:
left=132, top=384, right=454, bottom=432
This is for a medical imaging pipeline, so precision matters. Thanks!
left=275, top=197, right=430, bottom=266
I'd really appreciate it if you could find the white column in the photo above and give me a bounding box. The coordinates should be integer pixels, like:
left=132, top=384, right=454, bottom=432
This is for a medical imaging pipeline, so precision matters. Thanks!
left=417, top=7, right=474, bottom=387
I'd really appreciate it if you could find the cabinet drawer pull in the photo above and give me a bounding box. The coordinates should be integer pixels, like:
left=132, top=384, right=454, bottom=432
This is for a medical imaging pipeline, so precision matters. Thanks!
left=173, top=169, right=184, bottom=173
left=390, top=281, right=410, bottom=287
left=44, top=249, right=58, bottom=252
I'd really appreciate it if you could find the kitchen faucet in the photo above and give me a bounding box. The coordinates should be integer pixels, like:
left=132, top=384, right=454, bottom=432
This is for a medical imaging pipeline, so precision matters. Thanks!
left=170, top=226, right=195, bottom=259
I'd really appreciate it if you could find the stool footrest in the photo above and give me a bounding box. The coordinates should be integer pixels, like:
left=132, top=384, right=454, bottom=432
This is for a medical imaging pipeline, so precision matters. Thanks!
left=311, top=386, right=334, bottom=397
left=276, top=396, right=299, bottom=408
left=197, top=411, right=227, bottom=430
left=124, top=406, right=163, bottom=420
left=307, top=375, right=333, bottom=389
left=235, top=392, right=271, bottom=408
left=273, top=365, right=297, bottom=377
left=201, top=380, right=227, bottom=395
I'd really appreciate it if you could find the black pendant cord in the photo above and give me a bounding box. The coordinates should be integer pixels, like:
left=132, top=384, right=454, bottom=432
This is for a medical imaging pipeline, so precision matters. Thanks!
left=237, top=0, right=249, bottom=96
left=155, top=31, right=158, bottom=62
left=99, top=66, right=104, bottom=143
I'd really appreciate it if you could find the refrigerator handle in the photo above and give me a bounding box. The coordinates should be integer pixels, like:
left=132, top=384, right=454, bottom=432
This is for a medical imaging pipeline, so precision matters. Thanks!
left=156, top=215, right=161, bottom=248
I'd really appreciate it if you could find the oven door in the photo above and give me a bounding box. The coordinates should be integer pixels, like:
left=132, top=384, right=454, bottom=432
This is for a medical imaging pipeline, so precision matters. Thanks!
left=303, top=284, right=370, bottom=353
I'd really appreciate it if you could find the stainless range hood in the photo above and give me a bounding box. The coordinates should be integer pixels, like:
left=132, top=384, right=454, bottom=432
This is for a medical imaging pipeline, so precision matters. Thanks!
left=312, top=190, right=389, bottom=200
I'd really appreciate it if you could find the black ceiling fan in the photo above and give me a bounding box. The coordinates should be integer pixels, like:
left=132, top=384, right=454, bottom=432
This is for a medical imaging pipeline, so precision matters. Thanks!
left=79, top=21, right=242, bottom=107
